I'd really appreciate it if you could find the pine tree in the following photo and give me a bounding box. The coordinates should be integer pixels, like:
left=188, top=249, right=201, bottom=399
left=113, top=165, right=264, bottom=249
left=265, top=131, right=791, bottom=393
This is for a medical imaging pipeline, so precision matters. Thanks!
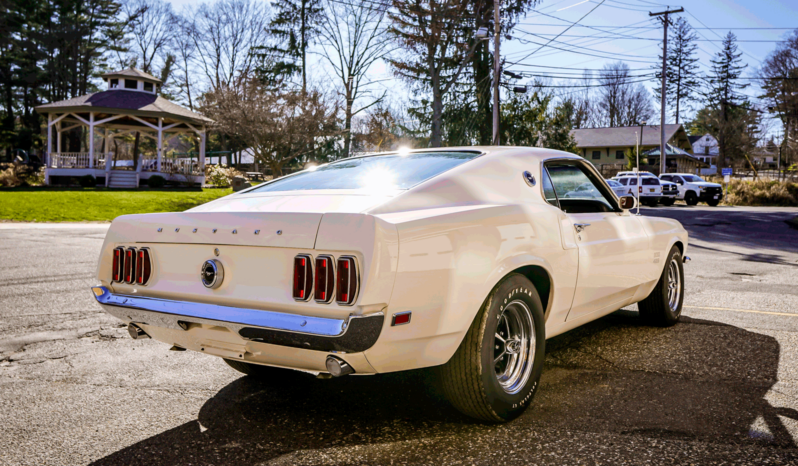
left=267, top=0, right=323, bottom=92
left=707, top=32, right=750, bottom=169
left=652, top=17, right=700, bottom=124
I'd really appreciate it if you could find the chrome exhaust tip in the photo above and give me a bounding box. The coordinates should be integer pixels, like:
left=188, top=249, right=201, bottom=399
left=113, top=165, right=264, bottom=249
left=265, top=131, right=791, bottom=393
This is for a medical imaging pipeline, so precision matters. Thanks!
left=127, top=323, right=150, bottom=340
left=326, top=356, right=355, bottom=377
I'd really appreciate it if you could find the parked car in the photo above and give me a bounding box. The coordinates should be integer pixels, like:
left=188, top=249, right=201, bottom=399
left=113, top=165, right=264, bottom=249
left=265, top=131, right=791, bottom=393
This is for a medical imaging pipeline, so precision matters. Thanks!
left=612, top=171, right=676, bottom=206
left=91, top=147, right=689, bottom=422
left=659, top=173, right=723, bottom=206
left=614, top=175, right=663, bottom=207
left=606, top=179, right=627, bottom=198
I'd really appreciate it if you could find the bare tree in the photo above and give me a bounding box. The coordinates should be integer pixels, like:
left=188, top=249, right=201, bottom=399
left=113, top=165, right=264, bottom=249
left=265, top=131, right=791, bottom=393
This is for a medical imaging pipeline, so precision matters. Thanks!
left=760, top=29, right=798, bottom=172
left=172, top=16, right=197, bottom=110
left=204, top=77, right=339, bottom=176
left=388, top=0, right=477, bottom=147
left=119, top=0, right=177, bottom=75
left=597, top=62, right=654, bottom=127
left=189, top=0, right=270, bottom=91
left=318, top=0, right=391, bottom=157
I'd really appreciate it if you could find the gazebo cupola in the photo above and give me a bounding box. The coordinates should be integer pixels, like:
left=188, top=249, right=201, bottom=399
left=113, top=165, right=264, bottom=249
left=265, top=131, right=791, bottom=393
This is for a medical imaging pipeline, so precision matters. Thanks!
left=35, top=68, right=212, bottom=188
left=102, top=68, right=161, bottom=94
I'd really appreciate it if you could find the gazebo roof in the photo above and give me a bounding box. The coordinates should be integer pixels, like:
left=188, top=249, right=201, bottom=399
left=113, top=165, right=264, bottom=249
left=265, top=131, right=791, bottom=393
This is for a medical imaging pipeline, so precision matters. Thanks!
left=102, top=68, right=162, bottom=84
left=35, top=90, right=212, bottom=125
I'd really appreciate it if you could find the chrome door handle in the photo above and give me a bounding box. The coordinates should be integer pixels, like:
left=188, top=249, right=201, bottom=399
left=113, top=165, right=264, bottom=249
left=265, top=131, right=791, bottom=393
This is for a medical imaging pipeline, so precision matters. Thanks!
left=574, top=223, right=591, bottom=233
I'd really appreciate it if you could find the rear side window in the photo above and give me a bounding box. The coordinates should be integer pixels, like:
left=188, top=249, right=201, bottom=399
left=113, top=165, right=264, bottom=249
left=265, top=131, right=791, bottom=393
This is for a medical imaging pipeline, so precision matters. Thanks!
left=249, top=151, right=480, bottom=192
left=618, top=178, right=628, bottom=185
left=642, top=178, right=660, bottom=186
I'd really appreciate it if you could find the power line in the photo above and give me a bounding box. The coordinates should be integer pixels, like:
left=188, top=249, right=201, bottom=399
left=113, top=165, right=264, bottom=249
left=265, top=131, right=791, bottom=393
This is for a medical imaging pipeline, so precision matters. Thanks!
left=515, top=23, right=794, bottom=30
left=519, top=32, right=786, bottom=42
left=511, top=0, right=607, bottom=64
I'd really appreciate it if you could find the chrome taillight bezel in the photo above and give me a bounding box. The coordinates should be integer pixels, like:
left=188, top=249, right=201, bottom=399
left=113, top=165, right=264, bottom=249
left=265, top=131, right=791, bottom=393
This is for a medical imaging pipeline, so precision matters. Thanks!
left=314, top=255, right=336, bottom=303
left=124, top=247, right=137, bottom=284
left=112, top=247, right=124, bottom=282
left=335, top=256, right=359, bottom=306
left=136, top=248, right=152, bottom=286
left=293, top=254, right=314, bottom=301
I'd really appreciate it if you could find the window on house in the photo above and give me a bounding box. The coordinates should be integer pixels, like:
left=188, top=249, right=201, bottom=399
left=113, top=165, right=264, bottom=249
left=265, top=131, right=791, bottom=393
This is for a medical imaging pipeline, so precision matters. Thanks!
left=124, top=79, right=138, bottom=89
left=592, top=151, right=600, bottom=160
left=109, top=78, right=119, bottom=88
left=616, top=150, right=624, bottom=159
left=143, top=82, right=154, bottom=92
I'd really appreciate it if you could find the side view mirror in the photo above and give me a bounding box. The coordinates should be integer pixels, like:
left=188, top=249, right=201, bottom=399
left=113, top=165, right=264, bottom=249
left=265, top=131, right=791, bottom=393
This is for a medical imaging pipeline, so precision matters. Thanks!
left=619, top=195, right=637, bottom=210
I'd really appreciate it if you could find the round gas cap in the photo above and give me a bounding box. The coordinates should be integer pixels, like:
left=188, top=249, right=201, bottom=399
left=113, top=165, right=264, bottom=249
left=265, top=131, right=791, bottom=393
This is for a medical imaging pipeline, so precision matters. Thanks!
left=523, top=171, right=536, bottom=187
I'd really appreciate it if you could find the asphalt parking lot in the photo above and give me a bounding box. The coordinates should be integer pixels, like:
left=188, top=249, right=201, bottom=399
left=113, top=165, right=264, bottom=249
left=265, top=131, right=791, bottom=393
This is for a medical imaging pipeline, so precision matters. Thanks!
left=2, top=205, right=798, bottom=465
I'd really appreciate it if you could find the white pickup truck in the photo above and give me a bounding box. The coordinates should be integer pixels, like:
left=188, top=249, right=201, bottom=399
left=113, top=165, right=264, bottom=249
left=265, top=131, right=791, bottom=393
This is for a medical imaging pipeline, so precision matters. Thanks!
left=659, top=173, right=723, bottom=206
left=614, top=171, right=677, bottom=206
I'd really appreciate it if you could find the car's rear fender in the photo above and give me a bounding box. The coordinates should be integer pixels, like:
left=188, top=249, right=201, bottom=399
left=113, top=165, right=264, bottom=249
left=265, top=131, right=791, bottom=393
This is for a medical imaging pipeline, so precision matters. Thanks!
left=364, top=203, right=577, bottom=373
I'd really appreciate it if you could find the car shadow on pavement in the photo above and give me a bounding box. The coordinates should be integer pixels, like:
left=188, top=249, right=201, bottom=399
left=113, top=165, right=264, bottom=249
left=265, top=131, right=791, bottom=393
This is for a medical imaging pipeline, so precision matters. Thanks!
left=89, top=312, right=796, bottom=465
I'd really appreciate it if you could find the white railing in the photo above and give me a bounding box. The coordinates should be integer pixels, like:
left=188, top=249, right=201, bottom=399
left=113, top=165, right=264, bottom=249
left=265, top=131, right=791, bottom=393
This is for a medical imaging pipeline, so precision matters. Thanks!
left=49, top=152, right=108, bottom=169
left=160, top=158, right=202, bottom=176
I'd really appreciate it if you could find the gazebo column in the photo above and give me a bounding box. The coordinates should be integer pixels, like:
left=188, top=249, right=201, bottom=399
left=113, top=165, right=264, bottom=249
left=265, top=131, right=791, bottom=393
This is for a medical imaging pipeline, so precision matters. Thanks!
left=157, top=117, right=163, bottom=172
left=56, top=121, right=62, bottom=154
left=45, top=114, right=52, bottom=184
left=105, top=129, right=112, bottom=187
left=88, top=112, right=95, bottom=168
left=199, top=128, right=206, bottom=172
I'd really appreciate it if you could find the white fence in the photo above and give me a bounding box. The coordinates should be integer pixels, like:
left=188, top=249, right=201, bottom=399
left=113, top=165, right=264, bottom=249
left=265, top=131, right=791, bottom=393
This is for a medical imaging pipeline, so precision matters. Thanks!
left=49, top=152, right=107, bottom=168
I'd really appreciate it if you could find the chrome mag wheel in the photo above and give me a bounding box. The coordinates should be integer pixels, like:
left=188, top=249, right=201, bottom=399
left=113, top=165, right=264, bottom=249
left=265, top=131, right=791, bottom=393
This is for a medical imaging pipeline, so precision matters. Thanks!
left=494, top=299, right=535, bottom=395
left=667, top=257, right=682, bottom=313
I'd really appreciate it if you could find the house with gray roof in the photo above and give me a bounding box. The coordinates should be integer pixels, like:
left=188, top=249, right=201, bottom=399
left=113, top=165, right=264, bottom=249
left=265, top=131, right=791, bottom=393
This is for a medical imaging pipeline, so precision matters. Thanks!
left=570, top=124, right=706, bottom=174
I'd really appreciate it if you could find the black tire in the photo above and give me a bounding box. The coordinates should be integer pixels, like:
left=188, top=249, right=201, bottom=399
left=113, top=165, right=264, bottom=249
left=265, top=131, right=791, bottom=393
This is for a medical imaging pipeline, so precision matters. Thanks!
left=684, top=191, right=699, bottom=206
left=638, top=246, right=684, bottom=327
left=661, top=198, right=675, bottom=206
left=706, top=199, right=720, bottom=207
left=644, top=200, right=658, bottom=207
left=436, top=274, right=546, bottom=422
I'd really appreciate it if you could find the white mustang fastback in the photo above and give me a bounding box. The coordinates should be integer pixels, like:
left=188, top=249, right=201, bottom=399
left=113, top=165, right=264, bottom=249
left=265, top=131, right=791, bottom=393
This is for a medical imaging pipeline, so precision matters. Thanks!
left=92, top=147, right=688, bottom=422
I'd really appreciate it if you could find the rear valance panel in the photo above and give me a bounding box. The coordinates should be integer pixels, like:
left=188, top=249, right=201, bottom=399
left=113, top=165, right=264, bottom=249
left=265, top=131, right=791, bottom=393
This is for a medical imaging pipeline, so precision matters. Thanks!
left=108, top=212, right=322, bottom=249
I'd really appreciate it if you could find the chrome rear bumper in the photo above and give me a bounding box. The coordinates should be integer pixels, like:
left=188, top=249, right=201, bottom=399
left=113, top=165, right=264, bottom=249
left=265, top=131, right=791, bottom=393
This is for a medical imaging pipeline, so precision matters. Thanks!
left=91, top=286, right=383, bottom=353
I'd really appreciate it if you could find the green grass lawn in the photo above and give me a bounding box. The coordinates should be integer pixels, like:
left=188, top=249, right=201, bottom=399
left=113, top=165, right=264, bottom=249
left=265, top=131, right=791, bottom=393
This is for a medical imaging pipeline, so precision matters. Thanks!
left=0, top=188, right=233, bottom=222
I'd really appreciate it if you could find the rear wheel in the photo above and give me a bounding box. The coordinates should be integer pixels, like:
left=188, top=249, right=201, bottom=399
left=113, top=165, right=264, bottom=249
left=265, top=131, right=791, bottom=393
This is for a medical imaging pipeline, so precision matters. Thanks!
left=436, top=274, right=546, bottom=422
left=684, top=191, right=699, bottom=206
left=661, top=198, right=675, bottom=206
left=638, top=246, right=684, bottom=327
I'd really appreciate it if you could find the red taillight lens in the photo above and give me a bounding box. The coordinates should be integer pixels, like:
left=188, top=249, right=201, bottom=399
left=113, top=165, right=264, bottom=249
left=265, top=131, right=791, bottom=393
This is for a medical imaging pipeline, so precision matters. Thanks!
left=293, top=255, right=313, bottom=300
left=136, top=248, right=151, bottom=285
left=639, top=186, right=643, bottom=193
left=314, top=256, right=335, bottom=303
left=336, top=256, right=358, bottom=305
left=124, top=247, right=137, bottom=284
left=112, top=247, right=123, bottom=282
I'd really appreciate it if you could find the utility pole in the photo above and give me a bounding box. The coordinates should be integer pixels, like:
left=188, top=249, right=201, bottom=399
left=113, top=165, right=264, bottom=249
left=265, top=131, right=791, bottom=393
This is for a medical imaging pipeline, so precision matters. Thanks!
left=649, top=7, right=683, bottom=175
left=492, top=0, right=501, bottom=145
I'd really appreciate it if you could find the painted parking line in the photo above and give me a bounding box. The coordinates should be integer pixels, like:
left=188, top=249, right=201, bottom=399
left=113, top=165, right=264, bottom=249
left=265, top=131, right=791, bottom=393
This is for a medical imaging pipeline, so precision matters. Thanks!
left=685, top=305, right=798, bottom=317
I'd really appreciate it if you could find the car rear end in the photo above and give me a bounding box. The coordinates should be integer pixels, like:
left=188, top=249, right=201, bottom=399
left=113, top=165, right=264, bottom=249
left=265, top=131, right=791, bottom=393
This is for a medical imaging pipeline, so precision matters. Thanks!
left=92, top=210, right=398, bottom=375
left=639, top=177, right=662, bottom=205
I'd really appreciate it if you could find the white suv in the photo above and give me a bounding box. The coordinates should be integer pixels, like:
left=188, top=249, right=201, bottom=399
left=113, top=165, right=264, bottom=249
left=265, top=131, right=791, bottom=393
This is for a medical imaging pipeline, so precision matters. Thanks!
left=613, top=171, right=677, bottom=206
left=659, top=174, right=723, bottom=206
left=614, top=175, right=663, bottom=207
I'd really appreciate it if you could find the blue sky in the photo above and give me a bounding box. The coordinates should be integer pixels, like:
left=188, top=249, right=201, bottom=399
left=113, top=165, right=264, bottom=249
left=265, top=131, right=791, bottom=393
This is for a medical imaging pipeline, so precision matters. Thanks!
left=165, top=0, right=795, bottom=125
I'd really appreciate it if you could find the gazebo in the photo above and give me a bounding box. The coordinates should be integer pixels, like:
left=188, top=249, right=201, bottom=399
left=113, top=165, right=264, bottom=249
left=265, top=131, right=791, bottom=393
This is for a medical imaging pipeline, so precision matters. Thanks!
left=35, top=68, right=212, bottom=188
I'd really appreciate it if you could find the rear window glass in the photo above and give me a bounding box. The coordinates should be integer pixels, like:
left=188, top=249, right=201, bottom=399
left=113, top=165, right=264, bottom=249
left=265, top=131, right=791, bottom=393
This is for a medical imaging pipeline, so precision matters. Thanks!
left=642, top=178, right=660, bottom=185
left=249, top=151, right=480, bottom=193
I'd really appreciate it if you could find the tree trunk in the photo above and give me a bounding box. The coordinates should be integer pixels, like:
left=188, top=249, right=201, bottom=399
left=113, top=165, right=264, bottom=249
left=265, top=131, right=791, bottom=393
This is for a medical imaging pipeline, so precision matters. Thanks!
left=301, top=0, right=307, bottom=93
left=270, top=161, right=283, bottom=178
left=343, top=84, right=353, bottom=156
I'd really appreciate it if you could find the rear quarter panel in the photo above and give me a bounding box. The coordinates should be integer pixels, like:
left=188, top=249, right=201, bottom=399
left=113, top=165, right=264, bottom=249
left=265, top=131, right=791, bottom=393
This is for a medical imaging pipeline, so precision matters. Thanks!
left=364, top=203, right=578, bottom=373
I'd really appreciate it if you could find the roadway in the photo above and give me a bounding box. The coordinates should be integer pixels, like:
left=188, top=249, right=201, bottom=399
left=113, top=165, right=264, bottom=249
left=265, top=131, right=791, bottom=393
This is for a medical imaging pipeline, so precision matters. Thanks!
left=1, top=205, right=798, bottom=465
